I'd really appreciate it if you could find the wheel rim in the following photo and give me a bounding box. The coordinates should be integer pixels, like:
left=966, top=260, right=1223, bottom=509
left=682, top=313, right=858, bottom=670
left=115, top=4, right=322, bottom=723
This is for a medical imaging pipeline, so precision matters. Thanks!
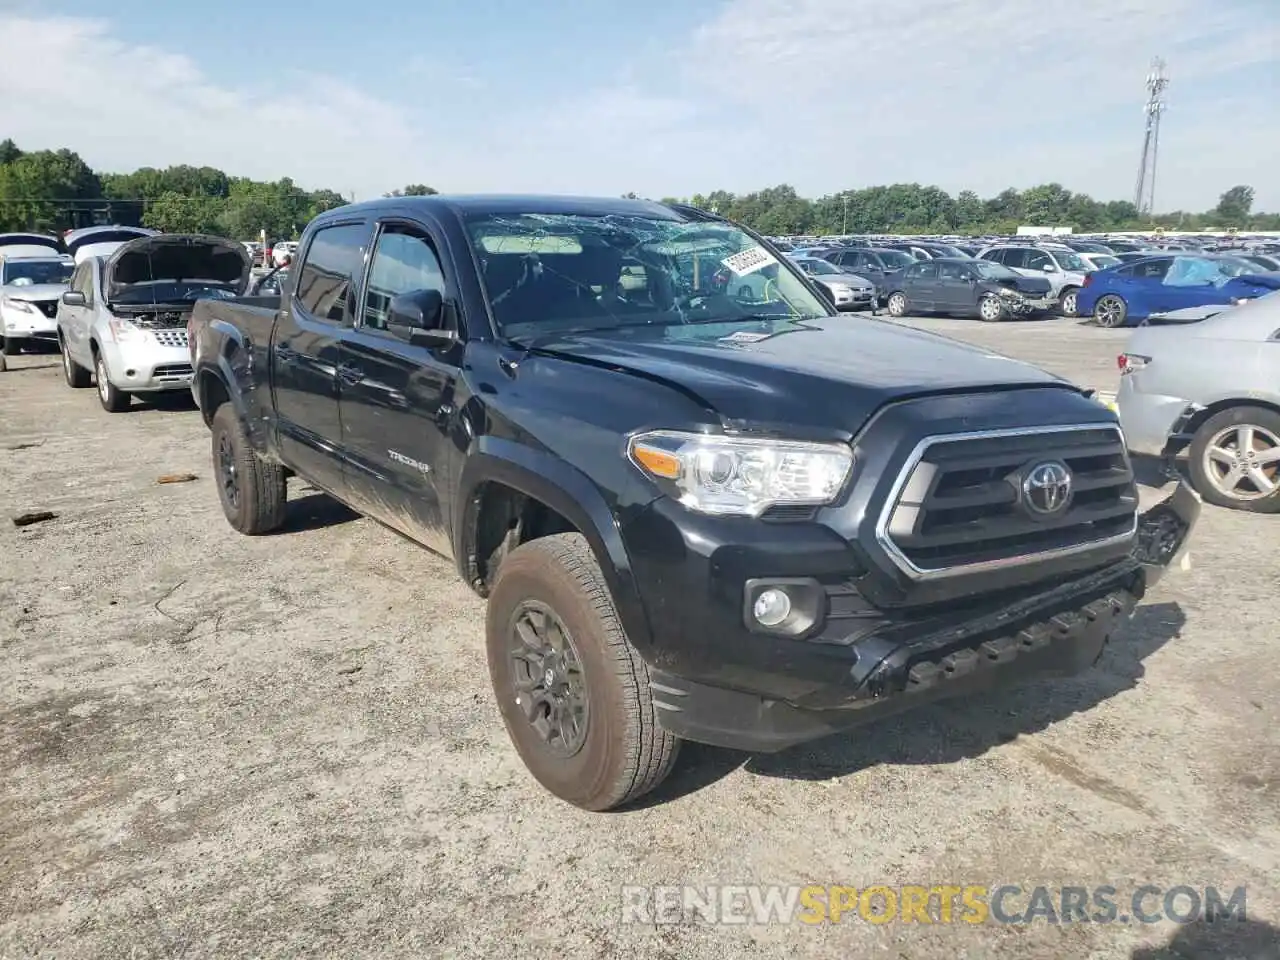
left=1096, top=297, right=1123, bottom=326
left=218, top=431, right=241, bottom=509
left=507, top=600, right=588, bottom=758
left=889, top=294, right=905, bottom=315
left=63, top=347, right=71, bottom=378
left=980, top=297, right=1001, bottom=320
left=1062, top=292, right=1077, bottom=316
left=96, top=356, right=109, bottom=401
left=1202, top=423, right=1280, bottom=501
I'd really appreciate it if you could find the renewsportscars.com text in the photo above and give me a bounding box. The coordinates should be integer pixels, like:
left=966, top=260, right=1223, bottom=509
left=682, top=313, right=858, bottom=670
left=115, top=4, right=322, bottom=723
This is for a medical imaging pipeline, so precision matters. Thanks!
left=621, top=884, right=1248, bottom=926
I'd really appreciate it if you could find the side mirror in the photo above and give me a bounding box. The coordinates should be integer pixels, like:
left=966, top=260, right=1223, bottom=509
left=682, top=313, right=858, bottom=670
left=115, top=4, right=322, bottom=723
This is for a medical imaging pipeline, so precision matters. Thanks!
left=61, top=290, right=87, bottom=307
left=1042, top=263, right=1055, bottom=272
left=387, top=288, right=454, bottom=347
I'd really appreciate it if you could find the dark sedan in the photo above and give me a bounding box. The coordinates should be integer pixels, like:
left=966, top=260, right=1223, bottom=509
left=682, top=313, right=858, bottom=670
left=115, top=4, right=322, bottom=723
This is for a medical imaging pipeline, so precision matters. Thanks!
left=884, top=257, right=1056, bottom=322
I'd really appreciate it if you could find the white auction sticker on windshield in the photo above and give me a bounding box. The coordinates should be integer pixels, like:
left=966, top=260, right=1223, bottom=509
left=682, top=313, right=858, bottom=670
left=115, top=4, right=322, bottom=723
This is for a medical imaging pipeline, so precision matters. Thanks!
left=720, top=330, right=772, bottom=344
left=721, top=246, right=778, bottom=276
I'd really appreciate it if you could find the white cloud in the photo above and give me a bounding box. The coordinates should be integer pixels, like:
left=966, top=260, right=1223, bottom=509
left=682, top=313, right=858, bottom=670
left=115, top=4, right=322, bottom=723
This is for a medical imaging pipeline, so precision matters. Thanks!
left=684, top=0, right=1280, bottom=207
left=0, top=4, right=1276, bottom=210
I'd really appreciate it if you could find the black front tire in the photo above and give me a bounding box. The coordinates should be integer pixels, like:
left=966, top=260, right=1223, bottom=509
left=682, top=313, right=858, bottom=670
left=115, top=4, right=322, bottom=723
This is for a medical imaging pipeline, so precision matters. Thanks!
left=977, top=294, right=1007, bottom=322
left=1093, top=295, right=1128, bottom=328
left=210, top=403, right=287, bottom=534
left=486, top=533, right=680, bottom=811
left=62, top=340, right=92, bottom=388
left=2, top=337, right=20, bottom=356
left=94, top=350, right=131, bottom=412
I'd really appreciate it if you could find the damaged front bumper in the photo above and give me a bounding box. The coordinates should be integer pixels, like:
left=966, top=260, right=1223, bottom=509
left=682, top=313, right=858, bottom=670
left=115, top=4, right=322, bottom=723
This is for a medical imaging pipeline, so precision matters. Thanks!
left=650, top=483, right=1201, bottom=753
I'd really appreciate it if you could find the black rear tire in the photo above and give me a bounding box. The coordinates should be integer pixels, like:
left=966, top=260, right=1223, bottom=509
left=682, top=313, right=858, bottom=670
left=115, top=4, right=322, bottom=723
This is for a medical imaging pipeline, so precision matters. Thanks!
left=210, top=403, right=287, bottom=534
left=486, top=533, right=680, bottom=811
left=1093, top=294, right=1128, bottom=328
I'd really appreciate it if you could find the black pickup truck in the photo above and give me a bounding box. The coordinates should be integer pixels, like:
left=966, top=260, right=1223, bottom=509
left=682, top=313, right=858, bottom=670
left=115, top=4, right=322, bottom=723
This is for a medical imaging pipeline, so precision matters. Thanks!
left=189, top=195, right=1199, bottom=811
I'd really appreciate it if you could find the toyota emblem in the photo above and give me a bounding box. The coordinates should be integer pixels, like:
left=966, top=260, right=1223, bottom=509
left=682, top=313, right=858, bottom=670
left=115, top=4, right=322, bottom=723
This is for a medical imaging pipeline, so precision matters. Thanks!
left=1022, top=460, right=1073, bottom=516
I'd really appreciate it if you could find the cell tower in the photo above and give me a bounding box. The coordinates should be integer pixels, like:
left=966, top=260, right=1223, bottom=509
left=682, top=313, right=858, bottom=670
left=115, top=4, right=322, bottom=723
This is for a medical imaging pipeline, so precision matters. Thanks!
left=1133, top=58, right=1169, bottom=216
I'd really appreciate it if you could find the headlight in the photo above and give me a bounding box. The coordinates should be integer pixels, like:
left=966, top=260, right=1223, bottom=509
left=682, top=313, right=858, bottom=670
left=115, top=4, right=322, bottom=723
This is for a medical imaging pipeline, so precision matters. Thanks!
left=829, top=284, right=852, bottom=295
left=107, top=318, right=145, bottom=342
left=5, top=299, right=37, bottom=314
left=627, top=429, right=855, bottom=516
left=998, top=287, right=1025, bottom=299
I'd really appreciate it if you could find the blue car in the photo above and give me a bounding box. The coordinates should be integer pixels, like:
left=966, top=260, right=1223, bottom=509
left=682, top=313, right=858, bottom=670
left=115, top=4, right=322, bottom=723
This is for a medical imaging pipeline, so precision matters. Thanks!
left=1077, top=254, right=1280, bottom=327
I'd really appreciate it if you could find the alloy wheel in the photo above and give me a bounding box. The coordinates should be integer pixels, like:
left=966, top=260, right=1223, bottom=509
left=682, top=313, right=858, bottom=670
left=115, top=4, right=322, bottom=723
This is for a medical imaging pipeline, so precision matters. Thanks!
left=218, top=431, right=241, bottom=510
left=1095, top=296, right=1125, bottom=327
left=96, top=356, right=109, bottom=402
left=1201, top=423, right=1280, bottom=501
left=979, top=296, right=1003, bottom=321
left=507, top=600, right=588, bottom=758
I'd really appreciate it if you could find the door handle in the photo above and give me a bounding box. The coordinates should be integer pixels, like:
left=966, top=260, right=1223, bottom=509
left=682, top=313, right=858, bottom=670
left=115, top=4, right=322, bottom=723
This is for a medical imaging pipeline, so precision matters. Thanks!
left=337, top=362, right=364, bottom=385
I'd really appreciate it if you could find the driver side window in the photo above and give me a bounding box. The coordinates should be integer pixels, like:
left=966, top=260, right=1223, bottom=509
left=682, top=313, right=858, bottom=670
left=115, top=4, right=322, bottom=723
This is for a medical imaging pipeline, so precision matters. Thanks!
left=362, top=228, right=446, bottom=332
left=72, top=262, right=95, bottom=307
left=1024, top=250, right=1052, bottom=271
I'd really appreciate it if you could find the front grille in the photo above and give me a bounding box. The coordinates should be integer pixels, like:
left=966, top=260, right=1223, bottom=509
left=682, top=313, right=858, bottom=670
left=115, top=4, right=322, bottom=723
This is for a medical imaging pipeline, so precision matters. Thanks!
left=32, top=299, right=58, bottom=319
left=152, top=329, right=189, bottom=348
left=878, top=425, right=1136, bottom=578
left=153, top=363, right=193, bottom=380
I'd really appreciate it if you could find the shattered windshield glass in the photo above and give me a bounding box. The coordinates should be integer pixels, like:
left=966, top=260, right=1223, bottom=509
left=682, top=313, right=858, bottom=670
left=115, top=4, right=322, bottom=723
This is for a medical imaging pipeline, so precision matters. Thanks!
left=465, top=212, right=830, bottom=339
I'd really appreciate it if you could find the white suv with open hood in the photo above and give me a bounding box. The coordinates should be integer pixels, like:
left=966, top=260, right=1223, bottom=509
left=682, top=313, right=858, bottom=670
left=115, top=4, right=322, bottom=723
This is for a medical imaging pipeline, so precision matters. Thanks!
left=56, top=234, right=251, bottom=412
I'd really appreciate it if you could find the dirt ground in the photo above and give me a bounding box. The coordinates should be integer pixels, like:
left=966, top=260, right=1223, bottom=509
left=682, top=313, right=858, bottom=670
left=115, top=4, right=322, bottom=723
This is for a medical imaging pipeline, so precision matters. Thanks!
left=2, top=315, right=1277, bottom=959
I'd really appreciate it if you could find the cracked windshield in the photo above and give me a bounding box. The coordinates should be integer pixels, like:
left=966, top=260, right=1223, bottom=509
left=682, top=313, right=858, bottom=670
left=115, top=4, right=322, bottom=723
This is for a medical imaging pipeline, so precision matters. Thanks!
left=469, top=212, right=829, bottom=338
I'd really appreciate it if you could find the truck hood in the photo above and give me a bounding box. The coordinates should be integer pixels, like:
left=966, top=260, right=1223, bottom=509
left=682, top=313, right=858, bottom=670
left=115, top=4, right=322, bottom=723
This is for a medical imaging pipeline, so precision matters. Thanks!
left=530, top=317, right=1070, bottom=430
left=2, top=283, right=67, bottom=302
left=105, top=235, right=252, bottom=300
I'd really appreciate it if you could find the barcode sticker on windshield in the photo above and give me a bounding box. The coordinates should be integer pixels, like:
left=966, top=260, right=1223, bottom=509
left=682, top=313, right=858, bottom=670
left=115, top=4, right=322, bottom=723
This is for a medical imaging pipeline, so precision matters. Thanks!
left=721, top=246, right=777, bottom=276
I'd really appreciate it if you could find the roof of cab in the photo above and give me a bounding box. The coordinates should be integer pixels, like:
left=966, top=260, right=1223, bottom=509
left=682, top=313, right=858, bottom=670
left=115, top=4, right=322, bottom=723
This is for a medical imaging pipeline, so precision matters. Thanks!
left=321, top=194, right=684, bottom=222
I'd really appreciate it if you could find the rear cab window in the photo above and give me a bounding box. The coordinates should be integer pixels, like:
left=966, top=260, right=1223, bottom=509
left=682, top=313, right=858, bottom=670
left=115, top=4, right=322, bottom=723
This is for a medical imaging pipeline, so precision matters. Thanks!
left=294, top=222, right=370, bottom=324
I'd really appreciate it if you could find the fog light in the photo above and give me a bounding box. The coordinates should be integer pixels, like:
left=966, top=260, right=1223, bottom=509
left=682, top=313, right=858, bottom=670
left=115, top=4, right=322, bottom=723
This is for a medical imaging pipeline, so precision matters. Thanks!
left=752, top=588, right=792, bottom=627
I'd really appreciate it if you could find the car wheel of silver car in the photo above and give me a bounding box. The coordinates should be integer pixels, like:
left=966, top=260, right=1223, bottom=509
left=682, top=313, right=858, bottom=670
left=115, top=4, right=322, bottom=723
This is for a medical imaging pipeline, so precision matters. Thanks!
left=485, top=533, right=680, bottom=811
left=94, top=350, right=131, bottom=412
left=1058, top=287, right=1080, bottom=318
left=1188, top=406, right=1280, bottom=513
left=1093, top=295, right=1128, bottom=328
left=886, top=292, right=908, bottom=317
left=62, top=340, right=92, bottom=388
left=2, top=336, right=19, bottom=357
left=978, top=295, right=1006, bottom=322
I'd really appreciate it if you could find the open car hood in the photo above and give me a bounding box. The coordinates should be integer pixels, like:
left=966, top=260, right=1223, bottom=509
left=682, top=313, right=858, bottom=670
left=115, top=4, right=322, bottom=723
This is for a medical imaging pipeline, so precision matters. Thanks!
left=0, top=233, right=63, bottom=256
left=105, top=235, right=252, bottom=301
left=66, top=226, right=161, bottom=264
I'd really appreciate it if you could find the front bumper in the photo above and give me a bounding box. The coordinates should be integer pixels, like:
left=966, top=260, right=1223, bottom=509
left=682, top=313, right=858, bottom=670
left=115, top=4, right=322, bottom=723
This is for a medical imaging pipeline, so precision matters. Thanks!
left=1007, top=296, right=1056, bottom=315
left=646, top=483, right=1200, bottom=753
left=100, top=338, right=194, bottom=392
left=2, top=305, right=58, bottom=341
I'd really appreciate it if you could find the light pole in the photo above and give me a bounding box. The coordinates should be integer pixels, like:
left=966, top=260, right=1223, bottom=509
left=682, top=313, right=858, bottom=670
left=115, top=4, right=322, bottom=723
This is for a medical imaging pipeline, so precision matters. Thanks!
left=842, top=196, right=849, bottom=235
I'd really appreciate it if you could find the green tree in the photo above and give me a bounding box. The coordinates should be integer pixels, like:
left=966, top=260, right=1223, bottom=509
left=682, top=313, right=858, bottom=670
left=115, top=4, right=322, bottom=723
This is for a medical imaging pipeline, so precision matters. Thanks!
left=0, top=147, right=100, bottom=231
left=142, top=191, right=225, bottom=233
left=1214, top=185, right=1254, bottom=225
left=385, top=183, right=438, bottom=197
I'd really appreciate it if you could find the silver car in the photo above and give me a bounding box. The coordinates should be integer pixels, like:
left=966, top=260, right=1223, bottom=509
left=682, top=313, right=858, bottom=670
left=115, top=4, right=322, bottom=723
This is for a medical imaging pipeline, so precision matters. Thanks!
left=1117, top=291, right=1280, bottom=513
left=788, top=256, right=877, bottom=311
left=56, top=235, right=251, bottom=412
left=976, top=244, right=1092, bottom=316
left=0, top=237, right=74, bottom=355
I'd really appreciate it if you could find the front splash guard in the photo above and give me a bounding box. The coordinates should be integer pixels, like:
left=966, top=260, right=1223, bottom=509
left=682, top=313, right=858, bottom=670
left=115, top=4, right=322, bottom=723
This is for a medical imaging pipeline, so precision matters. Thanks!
left=1133, top=481, right=1201, bottom=588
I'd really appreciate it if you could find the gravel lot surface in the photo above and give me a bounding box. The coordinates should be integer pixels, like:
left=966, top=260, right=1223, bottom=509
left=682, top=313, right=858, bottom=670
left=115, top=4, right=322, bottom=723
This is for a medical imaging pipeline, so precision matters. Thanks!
left=3, top=315, right=1277, bottom=959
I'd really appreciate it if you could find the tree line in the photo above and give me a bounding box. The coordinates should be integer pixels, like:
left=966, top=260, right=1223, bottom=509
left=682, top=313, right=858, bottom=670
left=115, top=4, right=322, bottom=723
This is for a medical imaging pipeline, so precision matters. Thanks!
left=0, top=139, right=1270, bottom=241
left=652, top=183, right=1272, bottom=236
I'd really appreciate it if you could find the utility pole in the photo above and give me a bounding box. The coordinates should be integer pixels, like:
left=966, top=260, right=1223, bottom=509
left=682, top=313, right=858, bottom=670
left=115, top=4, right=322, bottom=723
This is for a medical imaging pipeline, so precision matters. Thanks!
left=842, top=196, right=849, bottom=235
left=1133, top=57, right=1169, bottom=217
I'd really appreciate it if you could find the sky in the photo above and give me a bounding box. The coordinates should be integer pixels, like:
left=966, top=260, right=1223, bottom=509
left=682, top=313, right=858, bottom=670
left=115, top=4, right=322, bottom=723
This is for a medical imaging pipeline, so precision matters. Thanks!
left=1, top=0, right=1277, bottom=211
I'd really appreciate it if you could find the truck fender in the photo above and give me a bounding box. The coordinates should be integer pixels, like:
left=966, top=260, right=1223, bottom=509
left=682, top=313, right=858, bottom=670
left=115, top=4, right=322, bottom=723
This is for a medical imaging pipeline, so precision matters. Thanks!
left=454, top=436, right=655, bottom=652
left=194, top=322, right=271, bottom=455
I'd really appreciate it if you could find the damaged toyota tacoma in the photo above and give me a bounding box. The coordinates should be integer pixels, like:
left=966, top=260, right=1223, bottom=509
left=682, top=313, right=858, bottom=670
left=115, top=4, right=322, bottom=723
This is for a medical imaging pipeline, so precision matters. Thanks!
left=188, top=196, right=1200, bottom=811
